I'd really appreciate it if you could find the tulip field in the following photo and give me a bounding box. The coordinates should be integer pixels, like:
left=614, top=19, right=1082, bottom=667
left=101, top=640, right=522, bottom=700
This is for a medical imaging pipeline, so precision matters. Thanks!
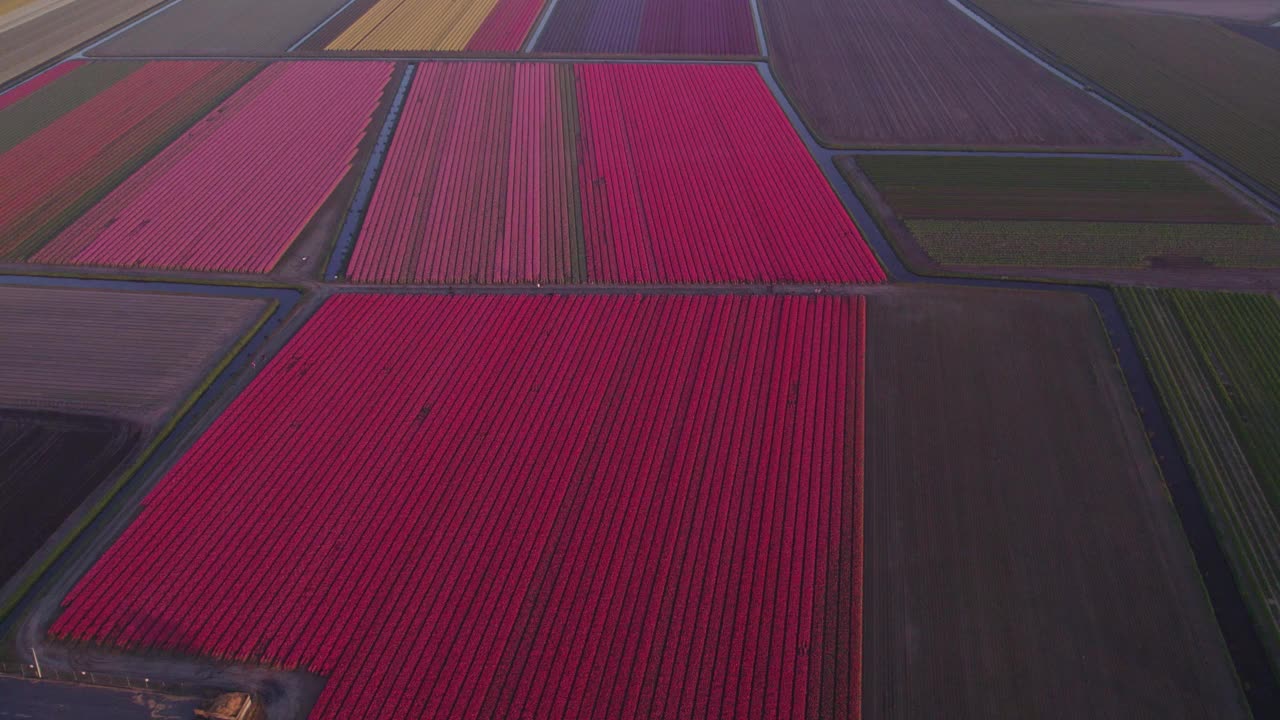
left=32, top=61, right=393, bottom=274
left=0, top=60, right=258, bottom=261
left=2, top=0, right=1275, bottom=717
left=314, top=0, right=545, bottom=52
left=51, top=293, right=866, bottom=720
left=534, top=0, right=758, bottom=55
left=348, top=62, right=883, bottom=284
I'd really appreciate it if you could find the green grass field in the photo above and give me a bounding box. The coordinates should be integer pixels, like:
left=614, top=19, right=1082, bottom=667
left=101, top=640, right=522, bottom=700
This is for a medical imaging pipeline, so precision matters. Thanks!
left=907, top=220, right=1280, bottom=268
left=1119, top=288, right=1280, bottom=666
left=842, top=155, right=1280, bottom=269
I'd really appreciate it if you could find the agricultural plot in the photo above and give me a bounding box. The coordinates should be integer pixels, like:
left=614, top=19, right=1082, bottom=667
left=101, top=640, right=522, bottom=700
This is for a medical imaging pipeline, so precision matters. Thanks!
left=758, top=0, right=1158, bottom=150
left=1079, top=0, right=1280, bottom=22
left=972, top=0, right=1280, bottom=201
left=0, top=0, right=163, bottom=84
left=0, top=61, right=259, bottom=262
left=52, top=293, right=866, bottom=720
left=311, top=0, right=544, bottom=52
left=0, top=285, right=271, bottom=424
left=0, top=283, right=269, bottom=594
left=33, top=61, right=394, bottom=275
left=350, top=62, right=883, bottom=284
left=534, top=0, right=757, bottom=55
left=1119, top=288, right=1280, bottom=666
left=840, top=155, right=1280, bottom=279
left=862, top=285, right=1249, bottom=718
left=88, top=0, right=353, bottom=55
left=0, top=411, right=138, bottom=588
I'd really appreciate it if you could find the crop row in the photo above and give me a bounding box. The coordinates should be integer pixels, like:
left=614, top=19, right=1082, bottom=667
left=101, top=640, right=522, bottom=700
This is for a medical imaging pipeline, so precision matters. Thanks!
left=350, top=62, right=885, bottom=284
left=1118, top=287, right=1280, bottom=668
left=972, top=0, right=1280, bottom=200
left=321, top=0, right=544, bottom=52
left=534, top=0, right=757, bottom=55
left=0, top=60, right=258, bottom=261
left=52, top=293, right=866, bottom=720
left=759, top=0, right=1157, bottom=149
left=33, top=61, right=393, bottom=274
left=852, top=155, right=1266, bottom=224
left=905, top=220, right=1280, bottom=268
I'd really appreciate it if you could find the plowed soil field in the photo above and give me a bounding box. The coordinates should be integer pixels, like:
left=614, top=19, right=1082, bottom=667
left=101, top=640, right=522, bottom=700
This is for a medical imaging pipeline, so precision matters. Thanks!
left=861, top=285, right=1249, bottom=719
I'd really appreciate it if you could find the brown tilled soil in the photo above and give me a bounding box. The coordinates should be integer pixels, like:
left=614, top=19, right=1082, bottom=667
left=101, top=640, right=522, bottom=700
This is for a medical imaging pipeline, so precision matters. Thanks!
left=0, top=285, right=269, bottom=425
left=0, top=0, right=162, bottom=85
left=88, top=0, right=351, bottom=56
left=862, top=284, right=1249, bottom=719
left=0, top=409, right=138, bottom=586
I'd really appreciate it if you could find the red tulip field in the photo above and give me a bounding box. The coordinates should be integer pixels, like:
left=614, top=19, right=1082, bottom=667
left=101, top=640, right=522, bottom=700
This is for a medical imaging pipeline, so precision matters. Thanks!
left=348, top=62, right=883, bottom=284
left=51, top=293, right=866, bottom=720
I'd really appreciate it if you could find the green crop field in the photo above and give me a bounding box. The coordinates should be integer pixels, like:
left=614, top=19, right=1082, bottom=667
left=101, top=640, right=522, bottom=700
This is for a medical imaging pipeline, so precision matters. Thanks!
left=970, top=0, right=1280, bottom=202
left=907, top=220, right=1280, bottom=268
left=841, top=155, right=1280, bottom=270
left=1119, top=288, right=1280, bottom=666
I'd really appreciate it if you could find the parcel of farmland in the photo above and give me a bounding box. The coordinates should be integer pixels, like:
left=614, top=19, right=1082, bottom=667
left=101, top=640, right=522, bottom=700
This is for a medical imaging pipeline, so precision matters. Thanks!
left=758, top=0, right=1158, bottom=150
left=52, top=293, right=866, bottom=720
left=0, top=0, right=164, bottom=84
left=1078, top=0, right=1280, bottom=21
left=842, top=155, right=1280, bottom=280
left=30, top=61, right=394, bottom=274
left=972, top=0, right=1280, bottom=201
left=87, top=0, right=355, bottom=55
left=0, top=61, right=259, bottom=262
left=0, top=284, right=270, bottom=591
left=861, top=285, right=1250, bottom=718
left=533, top=0, right=757, bottom=55
left=347, top=62, right=884, bottom=284
left=314, top=0, right=544, bottom=52
left=1120, top=288, right=1280, bottom=668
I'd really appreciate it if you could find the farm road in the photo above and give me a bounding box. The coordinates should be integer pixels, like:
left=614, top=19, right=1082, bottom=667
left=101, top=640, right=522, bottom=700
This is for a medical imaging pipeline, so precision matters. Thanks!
left=0, top=675, right=199, bottom=719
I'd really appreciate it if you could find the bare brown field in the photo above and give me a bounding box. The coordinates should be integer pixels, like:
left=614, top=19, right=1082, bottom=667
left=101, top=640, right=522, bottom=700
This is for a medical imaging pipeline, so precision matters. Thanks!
left=0, top=410, right=137, bottom=587
left=862, top=285, right=1249, bottom=718
left=759, top=0, right=1158, bottom=150
left=0, top=286, right=269, bottom=425
left=89, top=0, right=351, bottom=56
left=0, top=0, right=163, bottom=85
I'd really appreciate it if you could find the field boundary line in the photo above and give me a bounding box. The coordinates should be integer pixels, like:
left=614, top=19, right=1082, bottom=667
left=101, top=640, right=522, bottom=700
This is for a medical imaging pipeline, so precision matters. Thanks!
left=70, top=0, right=190, bottom=59
left=522, top=0, right=563, bottom=51
left=287, top=0, right=364, bottom=52
left=748, top=0, right=768, bottom=56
